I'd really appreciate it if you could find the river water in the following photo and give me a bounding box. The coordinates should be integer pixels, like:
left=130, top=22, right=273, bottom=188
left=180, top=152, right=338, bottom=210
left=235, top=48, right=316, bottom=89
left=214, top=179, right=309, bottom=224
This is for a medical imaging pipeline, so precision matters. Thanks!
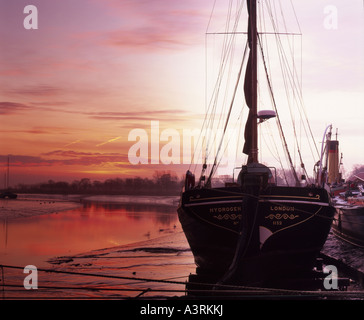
left=1, top=194, right=183, bottom=267
left=0, top=194, right=363, bottom=299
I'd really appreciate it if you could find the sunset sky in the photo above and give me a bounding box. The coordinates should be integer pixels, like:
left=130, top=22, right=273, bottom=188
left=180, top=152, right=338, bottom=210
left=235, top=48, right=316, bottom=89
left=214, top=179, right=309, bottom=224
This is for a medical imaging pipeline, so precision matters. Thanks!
left=0, top=0, right=363, bottom=186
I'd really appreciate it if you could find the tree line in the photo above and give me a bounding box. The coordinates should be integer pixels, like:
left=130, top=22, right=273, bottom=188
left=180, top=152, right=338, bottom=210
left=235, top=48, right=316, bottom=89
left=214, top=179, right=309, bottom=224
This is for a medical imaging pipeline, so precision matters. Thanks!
left=6, top=165, right=363, bottom=196
left=13, top=172, right=183, bottom=196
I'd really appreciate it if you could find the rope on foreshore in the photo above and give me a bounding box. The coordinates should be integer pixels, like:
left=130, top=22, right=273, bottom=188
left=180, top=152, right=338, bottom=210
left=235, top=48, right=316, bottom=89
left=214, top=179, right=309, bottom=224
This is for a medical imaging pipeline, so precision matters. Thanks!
left=1, top=264, right=364, bottom=299
left=0, top=264, right=187, bottom=286
left=1, top=281, right=364, bottom=300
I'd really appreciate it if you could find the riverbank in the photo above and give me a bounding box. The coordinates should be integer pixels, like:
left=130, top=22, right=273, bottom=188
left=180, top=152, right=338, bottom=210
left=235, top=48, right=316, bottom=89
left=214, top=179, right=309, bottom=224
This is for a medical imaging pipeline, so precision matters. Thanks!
left=0, top=194, right=180, bottom=221
left=0, top=195, right=83, bottom=220
left=82, top=195, right=179, bottom=207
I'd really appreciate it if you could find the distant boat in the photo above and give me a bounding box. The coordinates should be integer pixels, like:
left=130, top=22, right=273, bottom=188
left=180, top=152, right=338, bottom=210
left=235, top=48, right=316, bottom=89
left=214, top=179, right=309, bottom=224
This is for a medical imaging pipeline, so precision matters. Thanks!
left=0, top=156, right=17, bottom=199
left=322, top=128, right=364, bottom=248
left=333, top=192, right=364, bottom=248
left=0, top=191, right=18, bottom=199
left=178, top=0, right=335, bottom=289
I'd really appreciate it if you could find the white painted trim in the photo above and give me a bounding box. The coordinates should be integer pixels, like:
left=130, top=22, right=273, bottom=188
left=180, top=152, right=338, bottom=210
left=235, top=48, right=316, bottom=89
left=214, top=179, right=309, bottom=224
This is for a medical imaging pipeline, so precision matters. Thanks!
left=185, top=200, right=242, bottom=207
left=259, top=199, right=330, bottom=207
left=185, top=199, right=330, bottom=207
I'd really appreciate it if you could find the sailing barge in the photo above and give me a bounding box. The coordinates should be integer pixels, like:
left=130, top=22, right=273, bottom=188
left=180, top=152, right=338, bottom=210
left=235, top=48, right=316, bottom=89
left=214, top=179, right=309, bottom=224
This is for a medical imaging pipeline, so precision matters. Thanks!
left=334, top=195, right=364, bottom=248
left=0, top=156, right=17, bottom=199
left=178, top=0, right=335, bottom=288
left=325, top=133, right=364, bottom=248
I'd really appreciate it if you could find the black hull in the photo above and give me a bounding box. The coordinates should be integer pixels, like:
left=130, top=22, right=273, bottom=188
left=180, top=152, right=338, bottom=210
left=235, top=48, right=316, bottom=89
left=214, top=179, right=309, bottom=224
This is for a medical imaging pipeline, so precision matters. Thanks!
left=332, top=206, right=364, bottom=248
left=178, top=185, right=335, bottom=286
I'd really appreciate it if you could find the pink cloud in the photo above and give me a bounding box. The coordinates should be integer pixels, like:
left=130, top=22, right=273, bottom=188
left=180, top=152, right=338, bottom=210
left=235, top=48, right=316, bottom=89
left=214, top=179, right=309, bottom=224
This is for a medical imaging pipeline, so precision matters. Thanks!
left=1, top=152, right=129, bottom=167
left=6, top=85, right=61, bottom=97
left=92, top=0, right=209, bottom=51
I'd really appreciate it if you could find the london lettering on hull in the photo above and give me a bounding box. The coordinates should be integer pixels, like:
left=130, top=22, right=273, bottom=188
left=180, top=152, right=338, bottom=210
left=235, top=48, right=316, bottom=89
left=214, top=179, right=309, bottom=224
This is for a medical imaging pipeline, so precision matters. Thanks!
left=269, top=205, right=295, bottom=212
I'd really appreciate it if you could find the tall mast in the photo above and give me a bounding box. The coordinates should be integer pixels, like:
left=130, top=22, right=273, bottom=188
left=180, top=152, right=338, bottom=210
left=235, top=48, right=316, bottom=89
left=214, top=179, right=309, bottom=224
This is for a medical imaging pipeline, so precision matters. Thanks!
left=249, top=0, right=258, bottom=163
left=243, top=0, right=258, bottom=163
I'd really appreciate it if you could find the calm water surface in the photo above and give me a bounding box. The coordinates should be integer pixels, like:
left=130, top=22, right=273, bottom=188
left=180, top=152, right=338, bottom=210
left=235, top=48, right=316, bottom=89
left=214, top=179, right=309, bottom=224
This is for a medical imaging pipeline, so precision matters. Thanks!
left=0, top=197, right=180, bottom=268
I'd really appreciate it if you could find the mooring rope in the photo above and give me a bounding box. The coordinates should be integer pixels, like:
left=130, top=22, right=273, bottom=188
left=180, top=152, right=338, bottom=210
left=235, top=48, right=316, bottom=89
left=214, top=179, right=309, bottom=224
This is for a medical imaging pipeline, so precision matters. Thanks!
left=1, top=264, right=363, bottom=299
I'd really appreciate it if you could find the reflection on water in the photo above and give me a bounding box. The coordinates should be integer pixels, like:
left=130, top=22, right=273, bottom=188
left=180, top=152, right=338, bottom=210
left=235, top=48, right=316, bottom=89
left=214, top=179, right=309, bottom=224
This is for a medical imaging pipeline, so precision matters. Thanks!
left=0, top=200, right=180, bottom=268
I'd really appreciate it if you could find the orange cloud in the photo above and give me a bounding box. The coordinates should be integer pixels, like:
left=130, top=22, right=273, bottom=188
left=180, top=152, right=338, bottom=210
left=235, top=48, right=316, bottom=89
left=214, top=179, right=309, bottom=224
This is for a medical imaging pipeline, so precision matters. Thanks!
left=0, top=152, right=129, bottom=168
left=0, top=102, right=31, bottom=115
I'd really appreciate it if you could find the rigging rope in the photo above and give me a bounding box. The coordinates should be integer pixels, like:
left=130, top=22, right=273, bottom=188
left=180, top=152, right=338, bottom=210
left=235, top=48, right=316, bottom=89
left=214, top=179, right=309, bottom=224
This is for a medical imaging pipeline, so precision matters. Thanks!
left=192, top=0, right=323, bottom=186
left=190, top=0, right=248, bottom=184
left=257, top=34, right=300, bottom=186
left=205, top=1, right=246, bottom=160
left=261, top=0, right=320, bottom=181
left=207, top=41, right=249, bottom=185
left=191, top=0, right=244, bottom=176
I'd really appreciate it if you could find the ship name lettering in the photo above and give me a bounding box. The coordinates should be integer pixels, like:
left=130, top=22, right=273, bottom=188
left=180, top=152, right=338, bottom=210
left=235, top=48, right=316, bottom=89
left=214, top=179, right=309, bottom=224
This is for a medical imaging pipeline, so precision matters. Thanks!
left=270, top=206, right=295, bottom=212
left=210, top=206, right=241, bottom=213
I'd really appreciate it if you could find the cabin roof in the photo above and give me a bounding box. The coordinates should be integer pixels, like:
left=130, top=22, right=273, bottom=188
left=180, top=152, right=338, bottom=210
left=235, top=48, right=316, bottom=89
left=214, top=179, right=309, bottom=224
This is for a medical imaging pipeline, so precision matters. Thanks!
left=349, top=172, right=364, bottom=182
